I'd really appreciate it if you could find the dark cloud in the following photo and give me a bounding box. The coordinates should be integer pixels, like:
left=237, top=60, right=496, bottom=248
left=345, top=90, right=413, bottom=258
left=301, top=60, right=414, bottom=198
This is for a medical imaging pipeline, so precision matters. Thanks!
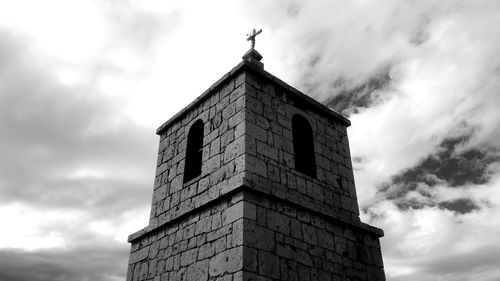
left=0, top=243, right=128, bottom=281
left=377, top=134, right=499, bottom=211
left=326, top=65, right=393, bottom=116
left=438, top=198, right=480, bottom=214
left=393, top=135, right=496, bottom=186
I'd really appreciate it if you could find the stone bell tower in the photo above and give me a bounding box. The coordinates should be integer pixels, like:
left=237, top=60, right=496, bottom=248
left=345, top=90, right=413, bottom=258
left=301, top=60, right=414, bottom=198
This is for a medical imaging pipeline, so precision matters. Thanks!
left=126, top=42, right=385, bottom=280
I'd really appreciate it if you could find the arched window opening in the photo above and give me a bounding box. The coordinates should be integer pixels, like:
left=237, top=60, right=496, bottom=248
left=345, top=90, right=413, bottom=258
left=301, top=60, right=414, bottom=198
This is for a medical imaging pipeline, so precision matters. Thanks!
left=292, top=114, right=316, bottom=178
left=184, top=119, right=204, bottom=183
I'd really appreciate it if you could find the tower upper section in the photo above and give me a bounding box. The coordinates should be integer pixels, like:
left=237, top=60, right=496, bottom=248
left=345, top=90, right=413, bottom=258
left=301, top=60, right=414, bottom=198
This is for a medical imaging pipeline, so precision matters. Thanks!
left=128, top=49, right=382, bottom=243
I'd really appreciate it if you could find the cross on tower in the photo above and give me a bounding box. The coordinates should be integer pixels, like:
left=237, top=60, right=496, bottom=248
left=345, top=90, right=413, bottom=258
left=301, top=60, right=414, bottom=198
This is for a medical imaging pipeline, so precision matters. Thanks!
left=246, top=28, right=262, bottom=49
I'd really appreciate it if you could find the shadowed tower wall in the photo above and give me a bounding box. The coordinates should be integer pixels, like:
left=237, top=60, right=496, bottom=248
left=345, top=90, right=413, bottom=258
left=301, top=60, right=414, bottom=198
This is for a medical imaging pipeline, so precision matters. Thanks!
left=125, top=49, right=385, bottom=281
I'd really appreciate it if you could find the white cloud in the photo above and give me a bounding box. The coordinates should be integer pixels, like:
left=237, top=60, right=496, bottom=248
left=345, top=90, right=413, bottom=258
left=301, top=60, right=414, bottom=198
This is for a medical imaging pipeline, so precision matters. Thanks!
left=365, top=169, right=500, bottom=280
left=0, top=0, right=107, bottom=62
left=346, top=0, right=500, bottom=205
left=0, top=203, right=73, bottom=250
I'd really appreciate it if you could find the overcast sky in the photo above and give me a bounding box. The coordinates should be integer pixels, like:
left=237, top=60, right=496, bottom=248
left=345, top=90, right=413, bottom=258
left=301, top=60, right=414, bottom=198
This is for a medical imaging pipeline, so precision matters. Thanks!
left=1, top=0, right=500, bottom=280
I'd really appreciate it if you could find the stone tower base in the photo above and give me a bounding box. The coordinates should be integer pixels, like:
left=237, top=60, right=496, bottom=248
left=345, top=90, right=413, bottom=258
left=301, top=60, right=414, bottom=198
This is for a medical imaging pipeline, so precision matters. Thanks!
left=127, top=188, right=384, bottom=281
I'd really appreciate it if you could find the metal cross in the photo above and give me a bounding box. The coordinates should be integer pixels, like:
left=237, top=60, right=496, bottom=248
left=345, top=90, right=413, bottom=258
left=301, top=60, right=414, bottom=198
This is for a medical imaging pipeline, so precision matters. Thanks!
left=246, top=28, right=262, bottom=49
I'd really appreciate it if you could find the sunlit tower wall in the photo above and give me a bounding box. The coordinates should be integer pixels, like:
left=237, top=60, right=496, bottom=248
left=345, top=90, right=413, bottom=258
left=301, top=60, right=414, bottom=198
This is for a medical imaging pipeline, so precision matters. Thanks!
left=125, top=48, right=385, bottom=281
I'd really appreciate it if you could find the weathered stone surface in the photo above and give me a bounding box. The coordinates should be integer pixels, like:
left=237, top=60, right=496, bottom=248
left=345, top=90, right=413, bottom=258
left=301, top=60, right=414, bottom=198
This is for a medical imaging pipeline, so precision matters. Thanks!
left=223, top=136, right=245, bottom=161
left=244, top=221, right=274, bottom=251
left=180, top=248, right=198, bottom=266
left=267, top=210, right=290, bottom=235
left=198, top=243, right=215, bottom=260
left=222, top=201, right=244, bottom=226
left=258, top=250, right=280, bottom=279
left=186, top=260, right=209, bottom=281
left=302, top=223, right=318, bottom=245
left=126, top=58, right=385, bottom=281
left=129, top=246, right=150, bottom=264
left=209, top=247, right=243, bottom=276
left=196, top=216, right=212, bottom=235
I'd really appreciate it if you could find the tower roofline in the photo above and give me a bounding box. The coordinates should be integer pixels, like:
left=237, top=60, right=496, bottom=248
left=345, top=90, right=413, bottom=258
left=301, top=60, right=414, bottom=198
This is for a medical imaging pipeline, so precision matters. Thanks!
left=156, top=54, right=350, bottom=135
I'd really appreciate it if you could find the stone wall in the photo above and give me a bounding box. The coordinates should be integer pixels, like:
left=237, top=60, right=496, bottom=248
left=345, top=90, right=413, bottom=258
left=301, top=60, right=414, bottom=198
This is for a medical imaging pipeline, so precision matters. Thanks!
left=127, top=190, right=384, bottom=281
left=240, top=191, right=385, bottom=281
left=242, top=69, right=360, bottom=223
left=148, top=71, right=247, bottom=228
left=127, top=192, right=248, bottom=281
left=147, top=66, right=361, bottom=229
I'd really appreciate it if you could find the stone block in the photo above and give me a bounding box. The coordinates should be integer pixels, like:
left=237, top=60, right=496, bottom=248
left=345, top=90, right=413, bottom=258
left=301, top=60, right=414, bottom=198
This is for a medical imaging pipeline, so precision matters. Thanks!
left=256, top=115, right=270, bottom=129
left=222, top=201, right=244, bottom=225
left=244, top=220, right=274, bottom=251
left=148, top=260, right=157, bottom=278
left=280, top=258, right=299, bottom=281
left=152, top=185, right=167, bottom=204
left=210, top=166, right=227, bottom=185
left=202, top=154, right=221, bottom=174
left=207, top=225, right=231, bottom=242
left=149, top=241, right=160, bottom=259
left=212, top=212, right=222, bottom=229
left=224, top=136, right=245, bottom=161
left=290, top=219, right=302, bottom=239
left=209, top=247, right=243, bottom=276
left=186, top=260, right=209, bottom=281
left=165, top=256, right=174, bottom=271
left=228, top=110, right=245, bottom=128
left=198, top=176, right=210, bottom=193
left=232, top=219, right=244, bottom=246
left=317, top=229, right=334, bottom=249
left=169, top=175, right=183, bottom=193
left=183, top=224, right=196, bottom=239
left=267, top=164, right=280, bottom=182
left=210, top=137, right=221, bottom=157
left=256, top=141, right=278, bottom=161
left=258, top=250, right=280, bottom=279
left=198, top=243, right=215, bottom=260
left=335, top=235, right=347, bottom=255
left=267, top=210, right=290, bottom=235
left=181, top=182, right=197, bottom=201
left=246, top=95, right=263, bottom=114
left=220, top=129, right=235, bottom=149
left=302, top=224, right=317, bottom=245
left=243, top=201, right=257, bottom=221
left=196, top=216, right=213, bottom=235
left=139, top=262, right=148, bottom=280
left=256, top=206, right=267, bottom=226
left=214, top=236, right=227, bottom=253
left=246, top=155, right=267, bottom=177
left=129, top=246, right=149, bottom=264
left=246, top=122, right=267, bottom=142
left=242, top=246, right=258, bottom=272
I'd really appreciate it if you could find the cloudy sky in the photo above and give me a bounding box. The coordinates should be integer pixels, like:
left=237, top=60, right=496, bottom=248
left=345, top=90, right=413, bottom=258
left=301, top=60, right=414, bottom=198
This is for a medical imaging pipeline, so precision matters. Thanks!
left=1, top=0, right=500, bottom=280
